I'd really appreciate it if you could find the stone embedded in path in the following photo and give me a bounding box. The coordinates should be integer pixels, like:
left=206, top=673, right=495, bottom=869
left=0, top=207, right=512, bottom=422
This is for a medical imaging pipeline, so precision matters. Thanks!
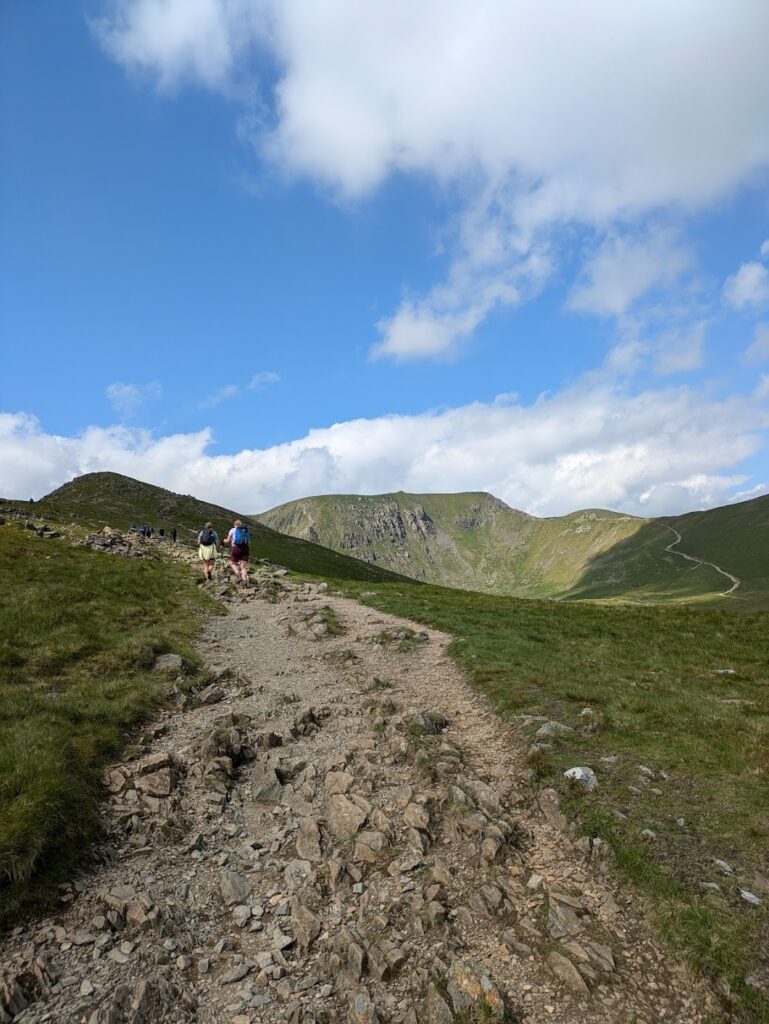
left=349, top=987, right=378, bottom=1024
left=220, top=869, right=251, bottom=907
left=295, top=818, right=323, bottom=862
left=197, top=682, right=226, bottom=705
left=547, top=951, right=590, bottom=994
left=538, top=788, right=567, bottom=830
left=291, top=897, right=322, bottom=951
left=251, top=764, right=284, bottom=801
left=134, top=767, right=175, bottom=798
left=328, top=794, right=369, bottom=839
left=446, top=960, right=505, bottom=1020
left=403, top=803, right=430, bottom=831
left=325, top=770, right=355, bottom=795
left=354, top=830, right=389, bottom=864
left=425, top=983, right=455, bottom=1024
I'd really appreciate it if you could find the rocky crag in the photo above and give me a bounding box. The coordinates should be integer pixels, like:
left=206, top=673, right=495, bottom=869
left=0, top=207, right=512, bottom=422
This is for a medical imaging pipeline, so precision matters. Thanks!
left=0, top=539, right=718, bottom=1024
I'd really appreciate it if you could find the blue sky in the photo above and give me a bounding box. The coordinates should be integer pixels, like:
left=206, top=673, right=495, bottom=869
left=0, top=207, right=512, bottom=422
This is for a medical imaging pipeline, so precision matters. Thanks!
left=2, top=1, right=769, bottom=516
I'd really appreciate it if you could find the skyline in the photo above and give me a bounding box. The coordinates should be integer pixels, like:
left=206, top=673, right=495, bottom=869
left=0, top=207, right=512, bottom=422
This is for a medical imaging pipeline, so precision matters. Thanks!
left=2, top=1, right=769, bottom=516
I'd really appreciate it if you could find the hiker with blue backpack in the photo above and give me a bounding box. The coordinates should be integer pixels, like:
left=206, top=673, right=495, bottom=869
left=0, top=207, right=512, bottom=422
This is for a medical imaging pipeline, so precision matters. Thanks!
left=224, top=518, right=251, bottom=585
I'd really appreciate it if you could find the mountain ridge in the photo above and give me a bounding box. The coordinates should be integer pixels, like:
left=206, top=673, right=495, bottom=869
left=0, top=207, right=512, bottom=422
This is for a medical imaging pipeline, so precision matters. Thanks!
left=7, top=472, right=413, bottom=586
left=258, top=489, right=769, bottom=607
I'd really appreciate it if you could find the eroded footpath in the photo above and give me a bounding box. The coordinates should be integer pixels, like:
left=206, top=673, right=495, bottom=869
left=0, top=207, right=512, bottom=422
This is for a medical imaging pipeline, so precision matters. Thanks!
left=0, top=567, right=720, bottom=1024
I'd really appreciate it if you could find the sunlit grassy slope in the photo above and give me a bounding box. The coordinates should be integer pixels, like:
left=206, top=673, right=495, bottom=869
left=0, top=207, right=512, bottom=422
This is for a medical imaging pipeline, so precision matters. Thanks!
left=259, top=490, right=769, bottom=608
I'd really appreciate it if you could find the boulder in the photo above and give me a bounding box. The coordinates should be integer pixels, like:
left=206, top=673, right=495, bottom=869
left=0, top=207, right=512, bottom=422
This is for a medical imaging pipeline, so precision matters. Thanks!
left=220, top=870, right=251, bottom=907
left=327, top=794, right=368, bottom=839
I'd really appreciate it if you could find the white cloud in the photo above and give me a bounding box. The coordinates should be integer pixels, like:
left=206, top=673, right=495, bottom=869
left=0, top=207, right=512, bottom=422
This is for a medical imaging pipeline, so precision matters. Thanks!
left=248, top=371, right=281, bottom=388
left=97, top=1, right=769, bottom=358
left=652, top=320, right=708, bottom=375
left=106, top=380, right=162, bottom=417
left=199, top=373, right=279, bottom=407
left=4, top=374, right=767, bottom=516
left=199, top=384, right=239, bottom=409
left=94, top=0, right=263, bottom=91
left=568, top=229, right=692, bottom=318
left=761, top=239, right=769, bottom=260
left=723, top=261, right=769, bottom=310
left=744, top=323, right=769, bottom=364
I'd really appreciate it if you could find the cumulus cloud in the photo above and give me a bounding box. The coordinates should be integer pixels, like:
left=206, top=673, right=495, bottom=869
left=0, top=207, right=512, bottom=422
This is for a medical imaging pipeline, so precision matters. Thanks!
left=96, top=1, right=769, bottom=358
left=723, top=261, right=769, bottom=310
left=106, top=380, right=162, bottom=417
left=4, top=374, right=767, bottom=516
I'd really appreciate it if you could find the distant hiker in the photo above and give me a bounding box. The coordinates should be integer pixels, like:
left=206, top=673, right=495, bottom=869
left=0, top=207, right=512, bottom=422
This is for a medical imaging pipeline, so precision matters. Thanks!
left=171, top=527, right=177, bottom=544
left=130, top=521, right=137, bottom=532
left=224, top=518, right=251, bottom=585
left=197, top=521, right=219, bottom=580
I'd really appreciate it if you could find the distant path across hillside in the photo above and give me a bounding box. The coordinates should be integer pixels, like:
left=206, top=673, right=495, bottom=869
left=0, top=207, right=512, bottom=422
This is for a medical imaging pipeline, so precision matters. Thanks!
left=660, top=524, right=741, bottom=596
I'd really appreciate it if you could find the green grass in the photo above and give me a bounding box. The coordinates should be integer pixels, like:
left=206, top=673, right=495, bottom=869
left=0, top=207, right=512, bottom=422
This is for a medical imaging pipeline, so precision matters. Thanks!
left=0, top=522, right=220, bottom=924
left=338, top=579, right=769, bottom=1021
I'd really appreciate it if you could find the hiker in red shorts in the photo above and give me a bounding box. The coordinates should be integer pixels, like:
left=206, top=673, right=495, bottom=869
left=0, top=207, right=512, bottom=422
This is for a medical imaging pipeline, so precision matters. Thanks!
left=224, top=518, right=250, bottom=585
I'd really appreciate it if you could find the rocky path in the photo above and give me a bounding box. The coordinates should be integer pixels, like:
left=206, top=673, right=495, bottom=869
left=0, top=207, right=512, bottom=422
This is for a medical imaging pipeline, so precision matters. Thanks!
left=1, top=564, right=720, bottom=1024
left=660, top=524, right=741, bottom=597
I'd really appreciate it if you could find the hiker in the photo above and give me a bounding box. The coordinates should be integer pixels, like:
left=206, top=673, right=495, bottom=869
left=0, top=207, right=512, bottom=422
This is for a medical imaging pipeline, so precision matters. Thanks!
left=171, top=527, right=177, bottom=544
left=224, top=518, right=251, bottom=585
left=197, top=521, right=219, bottom=580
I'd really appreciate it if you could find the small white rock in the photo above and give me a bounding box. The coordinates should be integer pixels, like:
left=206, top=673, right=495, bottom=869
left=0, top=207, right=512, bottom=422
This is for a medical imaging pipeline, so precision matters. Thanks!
left=563, top=767, right=598, bottom=792
left=740, top=890, right=762, bottom=907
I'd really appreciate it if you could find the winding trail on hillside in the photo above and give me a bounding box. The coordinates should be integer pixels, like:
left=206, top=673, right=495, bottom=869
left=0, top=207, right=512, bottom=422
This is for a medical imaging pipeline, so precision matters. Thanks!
left=659, top=523, right=741, bottom=597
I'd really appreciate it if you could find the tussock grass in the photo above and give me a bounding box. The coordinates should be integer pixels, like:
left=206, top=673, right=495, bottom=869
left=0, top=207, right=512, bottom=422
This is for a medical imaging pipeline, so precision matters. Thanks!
left=0, top=524, right=218, bottom=924
left=341, top=580, right=769, bottom=1021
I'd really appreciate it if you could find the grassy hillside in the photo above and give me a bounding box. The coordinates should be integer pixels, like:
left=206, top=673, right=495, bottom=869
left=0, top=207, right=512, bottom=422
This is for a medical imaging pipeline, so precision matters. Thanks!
left=259, top=490, right=769, bottom=607
left=340, top=578, right=769, bottom=1021
left=0, top=521, right=218, bottom=923
left=5, top=472, right=412, bottom=585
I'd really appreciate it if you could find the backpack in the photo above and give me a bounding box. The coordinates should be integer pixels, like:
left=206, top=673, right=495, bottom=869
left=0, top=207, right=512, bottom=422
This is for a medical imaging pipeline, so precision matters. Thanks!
left=199, top=528, right=215, bottom=546
left=234, top=525, right=250, bottom=546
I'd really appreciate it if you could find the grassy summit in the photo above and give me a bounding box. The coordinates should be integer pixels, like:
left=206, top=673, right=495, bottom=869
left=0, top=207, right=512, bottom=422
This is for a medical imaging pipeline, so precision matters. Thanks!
left=9, top=472, right=412, bottom=585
